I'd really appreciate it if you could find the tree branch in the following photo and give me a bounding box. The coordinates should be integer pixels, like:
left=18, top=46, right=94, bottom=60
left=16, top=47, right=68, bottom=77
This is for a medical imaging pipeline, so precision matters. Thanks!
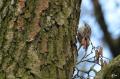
left=92, top=0, right=120, bottom=57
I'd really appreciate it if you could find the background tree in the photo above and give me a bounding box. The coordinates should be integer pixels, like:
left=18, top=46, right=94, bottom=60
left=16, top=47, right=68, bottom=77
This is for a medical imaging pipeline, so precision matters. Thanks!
left=79, top=0, right=120, bottom=57
left=0, top=0, right=81, bottom=79
left=92, top=0, right=120, bottom=57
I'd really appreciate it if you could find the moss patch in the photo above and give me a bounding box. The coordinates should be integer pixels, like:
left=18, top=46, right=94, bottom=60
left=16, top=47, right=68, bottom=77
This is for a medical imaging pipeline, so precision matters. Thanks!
left=95, top=55, right=120, bottom=79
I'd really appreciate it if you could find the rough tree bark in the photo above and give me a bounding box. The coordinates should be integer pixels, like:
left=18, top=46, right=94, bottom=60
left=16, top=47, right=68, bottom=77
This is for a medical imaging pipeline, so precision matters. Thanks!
left=0, top=0, right=81, bottom=79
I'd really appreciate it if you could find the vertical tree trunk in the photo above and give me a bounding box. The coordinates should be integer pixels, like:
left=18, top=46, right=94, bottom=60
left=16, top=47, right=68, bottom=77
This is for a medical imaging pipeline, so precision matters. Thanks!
left=0, top=0, right=81, bottom=79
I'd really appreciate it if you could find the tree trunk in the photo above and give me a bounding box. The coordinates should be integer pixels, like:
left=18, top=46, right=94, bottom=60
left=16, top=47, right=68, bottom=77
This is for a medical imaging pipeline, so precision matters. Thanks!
left=0, top=0, right=81, bottom=79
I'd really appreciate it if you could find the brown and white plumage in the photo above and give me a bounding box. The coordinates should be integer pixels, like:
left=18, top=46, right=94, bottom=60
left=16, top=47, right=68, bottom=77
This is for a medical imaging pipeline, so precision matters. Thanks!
left=77, top=23, right=91, bottom=50
left=77, top=23, right=91, bottom=42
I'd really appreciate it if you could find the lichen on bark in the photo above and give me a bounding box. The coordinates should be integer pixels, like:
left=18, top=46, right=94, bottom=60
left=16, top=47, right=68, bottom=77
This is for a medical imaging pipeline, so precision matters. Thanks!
left=95, top=55, right=120, bottom=79
left=0, top=0, right=81, bottom=79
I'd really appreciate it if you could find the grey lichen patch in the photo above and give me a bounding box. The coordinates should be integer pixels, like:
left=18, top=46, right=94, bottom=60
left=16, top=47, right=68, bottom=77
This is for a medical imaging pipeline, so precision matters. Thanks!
left=2, top=6, right=9, bottom=19
left=8, top=20, right=15, bottom=29
left=26, top=45, right=44, bottom=78
left=24, top=10, right=31, bottom=19
left=54, top=1, right=72, bottom=26
left=0, top=15, right=2, bottom=23
left=3, top=20, right=14, bottom=51
left=63, top=7, right=72, bottom=17
left=0, top=0, right=3, bottom=10
left=95, top=55, right=120, bottom=79
left=0, top=53, right=2, bottom=64
left=3, top=31, right=14, bottom=50
left=62, top=1, right=72, bottom=17
left=47, top=16, right=51, bottom=21
left=55, top=12, right=66, bottom=26
left=46, top=16, right=55, bottom=26
left=11, top=0, right=15, bottom=5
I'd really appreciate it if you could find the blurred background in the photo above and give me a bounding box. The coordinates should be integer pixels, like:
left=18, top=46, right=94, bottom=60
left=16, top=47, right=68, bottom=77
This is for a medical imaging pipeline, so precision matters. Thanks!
left=79, top=0, right=120, bottom=59
left=75, top=0, right=120, bottom=79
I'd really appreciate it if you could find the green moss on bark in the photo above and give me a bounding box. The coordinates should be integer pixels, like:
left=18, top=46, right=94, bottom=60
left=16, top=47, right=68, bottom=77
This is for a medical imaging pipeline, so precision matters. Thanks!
left=0, top=0, right=81, bottom=79
left=95, top=55, right=120, bottom=79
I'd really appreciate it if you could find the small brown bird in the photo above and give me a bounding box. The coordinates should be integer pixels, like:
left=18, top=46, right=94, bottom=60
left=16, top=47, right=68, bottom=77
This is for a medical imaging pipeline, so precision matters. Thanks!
left=77, top=23, right=91, bottom=50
